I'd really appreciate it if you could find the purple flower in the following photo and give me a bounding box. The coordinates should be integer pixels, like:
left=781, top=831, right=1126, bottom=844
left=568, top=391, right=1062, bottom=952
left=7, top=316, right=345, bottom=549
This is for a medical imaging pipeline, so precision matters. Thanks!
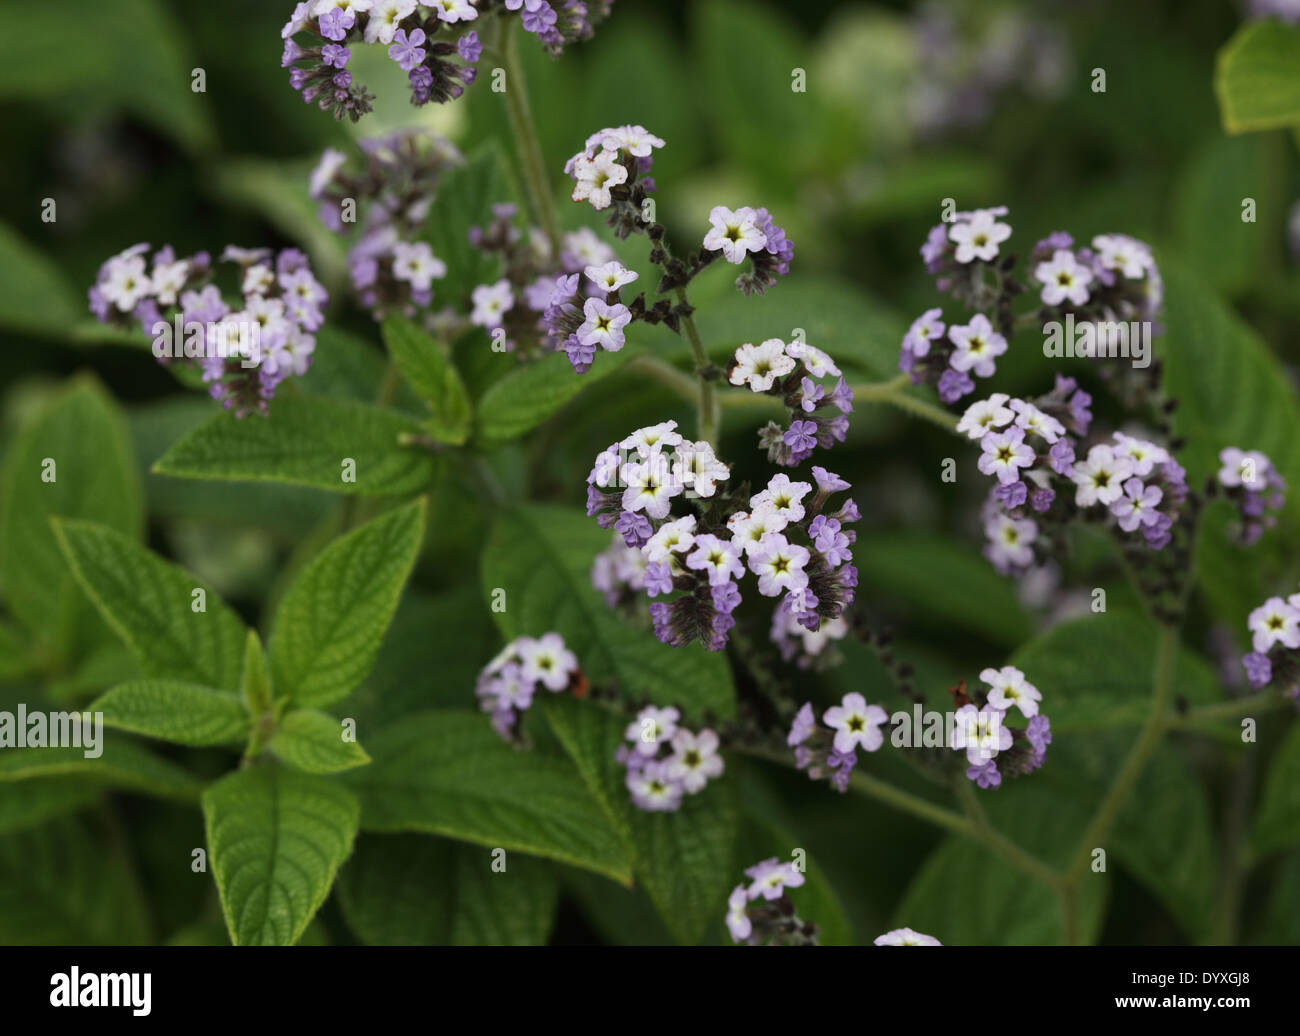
left=1030, top=488, right=1055, bottom=512
left=711, top=581, right=741, bottom=615
left=564, top=335, right=597, bottom=373
left=937, top=368, right=975, bottom=404
left=388, top=29, right=426, bottom=72
left=1048, top=438, right=1076, bottom=477
left=321, top=43, right=351, bottom=69
left=787, top=703, right=816, bottom=747
left=522, top=1, right=558, bottom=33
left=644, top=561, right=674, bottom=598
left=966, top=759, right=1002, bottom=789
left=1243, top=651, right=1272, bottom=689
left=614, top=510, right=652, bottom=548
left=783, top=419, right=818, bottom=455
left=812, top=466, right=850, bottom=493
left=1026, top=714, right=1052, bottom=756
left=994, top=480, right=1028, bottom=509
left=318, top=7, right=355, bottom=41
left=458, top=31, right=483, bottom=62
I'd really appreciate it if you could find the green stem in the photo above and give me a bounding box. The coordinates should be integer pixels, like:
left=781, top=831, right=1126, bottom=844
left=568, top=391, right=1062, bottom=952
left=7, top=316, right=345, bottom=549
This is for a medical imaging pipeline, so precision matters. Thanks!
left=851, top=375, right=960, bottom=432
left=677, top=287, right=719, bottom=447
left=625, top=353, right=701, bottom=406
left=1170, top=690, right=1288, bottom=727
left=498, top=18, right=561, bottom=256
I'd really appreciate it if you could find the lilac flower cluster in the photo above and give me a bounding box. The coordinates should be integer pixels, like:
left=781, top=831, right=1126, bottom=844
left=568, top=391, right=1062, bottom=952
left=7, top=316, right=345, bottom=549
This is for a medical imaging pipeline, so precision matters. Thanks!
left=1028, top=231, right=1162, bottom=327
left=310, top=131, right=460, bottom=318
left=786, top=693, right=887, bottom=793
left=727, top=339, right=854, bottom=467
left=957, top=380, right=1190, bottom=575
left=701, top=205, right=795, bottom=295
left=88, top=244, right=325, bottom=417
left=771, top=608, right=849, bottom=670
left=899, top=307, right=1009, bottom=405
left=615, top=705, right=724, bottom=812
left=1241, top=592, right=1300, bottom=698
left=566, top=124, right=665, bottom=224
left=284, top=1, right=608, bottom=120
left=1216, top=447, right=1287, bottom=546
left=949, top=666, right=1051, bottom=790
left=475, top=632, right=579, bottom=739
left=725, top=857, right=815, bottom=946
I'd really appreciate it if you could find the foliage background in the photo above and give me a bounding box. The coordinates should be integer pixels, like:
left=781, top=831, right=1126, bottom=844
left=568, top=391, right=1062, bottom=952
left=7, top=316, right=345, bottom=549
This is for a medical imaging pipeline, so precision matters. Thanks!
left=0, top=0, right=1298, bottom=945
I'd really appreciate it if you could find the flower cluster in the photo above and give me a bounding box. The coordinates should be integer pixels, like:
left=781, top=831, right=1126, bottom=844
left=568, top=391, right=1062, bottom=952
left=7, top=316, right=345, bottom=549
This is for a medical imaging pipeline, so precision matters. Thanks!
left=949, top=666, right=1051, bottom=789
left=1241, top=592, right=1300, bottom=698
left=475, top=632, right=579, bottom=739
left=725, top=857, right=816, bottom=946
left=899, top=307, right=1009, bottom=405
left=1028, top=231, right=1162, bottom=327
left=1216, top=447, right=1287, bottom=546
left=88, top=244, right=326, bottom=417
left=616, top=705, right=724, bottom=812
left=283, top=2, right=612, bottom=119
left=310, top=131, right=460, bottom=317
left=727, top=339, right=854, bottom=467
left=566, top=124, right=665, bottom=225
left=701, top=205, right=795, bottom=295
left=786, top=693, right=887, bottom=793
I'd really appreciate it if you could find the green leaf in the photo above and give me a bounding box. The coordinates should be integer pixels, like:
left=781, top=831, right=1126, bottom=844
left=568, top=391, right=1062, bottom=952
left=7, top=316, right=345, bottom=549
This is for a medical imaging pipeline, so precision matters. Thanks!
left=418, top=147, right=509, bottom=307
left=854, top=532, right=1034, bottom=646
left=895, top=783, right=1107, bottom=945
left=1252, top=849, right=1300, bottom=943
left=0, top=376, right=142, bottom=652
left=271, top=709, right=370, bottom=774
left=1215, top=20, right=1300, bottom=134
left=381, top=315, right=472, bottom=445
left=0, top=817, right=150, bottom=944
left=482, top=504, right=736, bottom=720
left=343, top=710, right=631, bottom=884
left=337, top=833, right=558, bottom=945
left=1009, top=610, right=1221, bottom=734
left=269, top=499, right=425, bottom=708
left=203, top=765, right=360, bottom=946
left=544, top=697, right=738, bottom=944
left=0, top=220, right=80, bottom=334
left=1252, top=722, right=1300, bottom=855
left=0, top=736, right=201, bottom=803
left=241, top=630, right=272, bottom=717
left=51, top=519, right=246, bottom=692
left=474, top=346, right=645, bottom=447
left=153, top=394, right=437, bottom=496
left=90, top=680, right=248, bottom=747
left=0, top=779, right=99, bottom=835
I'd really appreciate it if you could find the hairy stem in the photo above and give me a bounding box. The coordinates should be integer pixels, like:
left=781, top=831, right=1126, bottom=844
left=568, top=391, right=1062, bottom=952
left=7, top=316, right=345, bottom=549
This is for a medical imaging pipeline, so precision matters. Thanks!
left=498, top=18, right=561, bottom=256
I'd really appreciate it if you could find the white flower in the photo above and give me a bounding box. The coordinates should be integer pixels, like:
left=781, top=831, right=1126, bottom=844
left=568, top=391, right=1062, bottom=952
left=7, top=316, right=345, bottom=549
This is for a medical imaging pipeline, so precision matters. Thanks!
left=948, top=209, right=1011, bottom=263
left=150, top=258, right=190, bottom=308
left=1035, top=248, right=1094, bottom=307
left=621, top=420, right=682, bottom=458
left=980, top=665, right=1042, bottom=718
left=786, top=341, right=841, bottom=379
left=570, top=148, right=628, bottom=211
left=517, top=632, right=577, bottom=692
left=391, top=241, right=447, bottom=293
left=626, top=705, right=680, bottom=756
left=747, top=533, right=810, bottom=597
left=666, top=729, right=724, bottom=793
left=1072, top=444, right=1134, bottom=507
left=822, top=692, right=888, bottom=754
left=874, top=928, right=942, bottom=946
left=470, top=279, right=514, bottom=330
left=1248, top=597, right=1300, bottom=654
left=643, top=515, right=697, bottom=563
left=950, top=703, right=1012, bottom=763
left=562, top=227, right=615, bottom=268
left=1112, top=433, right=1169, bottom=478
left=620, top=454, right=681, bottom=519
left=1092, top=234, right=1152, bottom=279
left=1010, top=399, right=1065, bottom=444
left=750, top=474, right=813, bottom=524
left=313, top=0, right=374, bottom=14
left=626, top=763, right=682, bottom=811
left=242, top=263, right=275, bottom=297
left=956, top=394, right=1015, bottom=440
left=577, top=298, right=631, bottom=352
left=703, top=205, right=767, bottom=264
left=365, top=0, right=418, bottom=44
left=673, top=440, right=729, bottom=498
left=584, top=261, right=638, bottom=292
left=795, top=615, right=848, bottom=657
left=727, top=509, right=788, bottom=556
left=101, top=255, right=152, bottom=312
left=984, top=513, right=1037, bottom=571
left=744, top=857, right=805, bottom=901
left=686, top=534, right=745, bottom=586
left=429, top=0, right=477, bottom=22
left=1217, top=447, right=1271, bottom=488
left=729, top=339, right=795, bottom=392
left=977, top=427, right=1034, bottom=484
left=599, top=124, right=666, bottom=157
left=309, top=148, right=347, bottom=198
left=948, top=314, right=1008, bottom=377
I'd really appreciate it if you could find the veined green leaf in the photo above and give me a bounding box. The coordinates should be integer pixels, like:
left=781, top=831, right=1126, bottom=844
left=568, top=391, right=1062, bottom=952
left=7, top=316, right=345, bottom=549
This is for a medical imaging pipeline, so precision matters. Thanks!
left=203, top=765, right=359, bottom=946
left=1215, top=20, right=1300, bottom=134
left=270, top=709, right=370, bottom=774
left=0, top=736, right=201, bottom=803
left=90, top=680, right=248, bottom=746
left=269, top=499, right=425, bottom=708
left=381, top=315, right=472, bottom=445
left=0, top=779, right=99, bottom=835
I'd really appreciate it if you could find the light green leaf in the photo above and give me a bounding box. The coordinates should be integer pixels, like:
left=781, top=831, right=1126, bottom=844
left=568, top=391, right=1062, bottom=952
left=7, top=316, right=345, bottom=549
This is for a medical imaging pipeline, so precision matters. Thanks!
left=381, top=315, right=472, bottom=445
left=1215, top=20, right=1300, bottom=134
left=241, top=629, right=271, bottom=717
left=269, top=499, right=425, bottom=708
left=474, top=346, right=645, bottom=447
left=337, top=833, right=558, bottom=945
left=203, top=765, right=360, bottom=946
left=0, top=736, right=201, bottom=803
left=153, top=394, right=437, bottom=496
left=545, top=697, right=738, bottom=944
left=90, top=680, right=248, bottom=747
left=482, top=504, right=735, bottom=720
left=51, top=519, right=246, bottom=692
left=0, top=376, right=142, bottom=653
left=1252, top=722, right=1300, bottom=855
left=344, top=710, right=631, bottom=884
left=271, top=709, right=370, bottom=774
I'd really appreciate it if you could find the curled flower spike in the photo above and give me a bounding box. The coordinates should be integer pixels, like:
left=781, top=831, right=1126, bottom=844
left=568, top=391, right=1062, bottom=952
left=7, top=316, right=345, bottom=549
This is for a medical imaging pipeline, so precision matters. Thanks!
left=1215, top=447, right=1286, bottom=546
left=948, top=667, right=1051, bottom=789
left=89, top=244, right=327, bottom=418
left=617, top=705, right=724, bottom=811
left=1240, top=591, right=1300, bottom=700
left=475, top=632, right=579, bottom=740
left=787, top=693, right=886, bottom=793
left=726, top=858, right=816, bottom=946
